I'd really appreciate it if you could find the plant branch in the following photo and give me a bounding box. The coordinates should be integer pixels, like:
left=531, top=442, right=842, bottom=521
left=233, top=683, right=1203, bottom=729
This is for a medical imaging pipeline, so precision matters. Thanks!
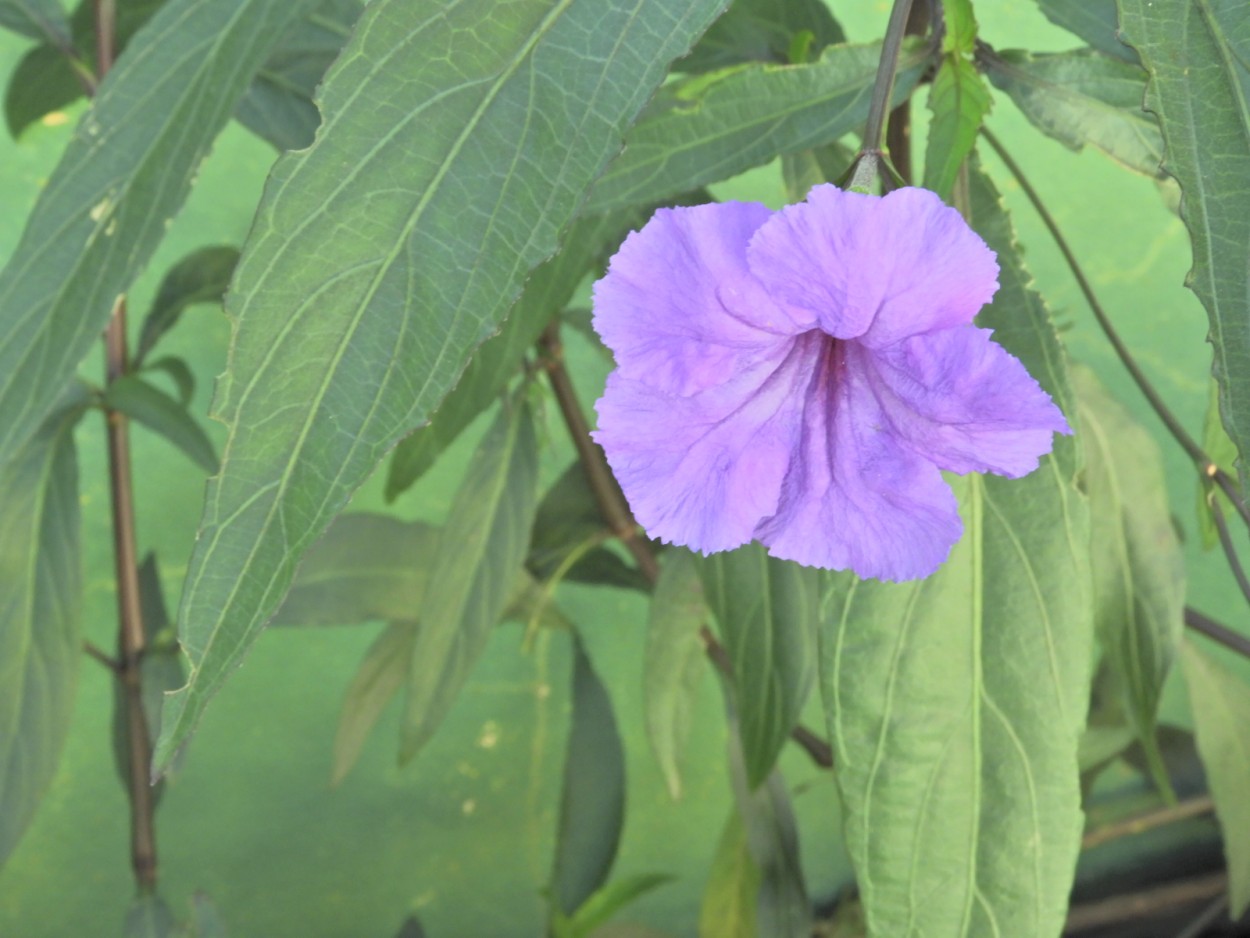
left=883, top=0, right=930, bottom=185
left=83, top=640, right=120, bottom=671
left=1063, top=872, right=1227, bottom=934
left=1173, top=895, right=1229, bottom=938
left=95, top=0, right=158, bottom=892
left=862, top=0, right=917, bottom=154
left=1185, top=606, right=1250, bottom=659
left=1081, top=795, right=1215, bottom=851
left=537, top=323, right=833, bottom=770
left=979, top=127, right=1250, bottom=525
left=1209, top=497, right=1250, bottom=612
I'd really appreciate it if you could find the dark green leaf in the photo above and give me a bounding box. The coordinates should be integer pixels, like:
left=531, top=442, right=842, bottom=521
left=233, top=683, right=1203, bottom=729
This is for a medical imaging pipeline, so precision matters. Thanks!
left=400, top=398, right=540, bottom=761
left=156, top=0, right=729, bottom=771
left=392, top=916, right=426, bottom=938
left=527, top=462, right=649, bottom=592
left=586, top=39, right=929, bottom=213
left=983, top=48, right=1162, bottom=176
left=698, top=544, right=818, bottom=790
left=644, top=549, right=707, bottom=800
left=67, top=0, right=166, bottom=51
left=124, top=894, right=177, bottom=938
left=558, top=874, right=673, bottom=938
left=0, top=0, right=318, bottom=464
left=235, top=0, right=362, bottom=151
left=551, top=633, right=626, bottom=918
left=384, top=208, right=646, bottom=501
left=0, top=0, right=68, bottom=44
left=1036, top=0, right=1137, bottom=63
left=141, top=356, right=196, bottom=407
left=186, top=892, right=227, bottom=938
left=103, top=375, right=218, bottom=474
left=135, top=245, right=239, bottom=366
left=780, top=140, right=854, bottom=202
left=4, top=43, right=82, bottom=139
left=1118, top=0, right=1250, bottom=492
left=1181, top=639, right=1250, bottom=917
left=269, top=513, right=440, bottom=627
left=699, top=809, right=759, bottom=938
left=1075, top=367, right=1184, bottom=796
left=820, top=167, right=1091, bottom=936
left=923, top=54, right=992, bottom=197
left=0, top=387, right=84, bottom=868
left=677, top=0, right=844, bottom=73
left=725, top=711, right=810, bottom=938
left=331, top=620, right=415, bottom=786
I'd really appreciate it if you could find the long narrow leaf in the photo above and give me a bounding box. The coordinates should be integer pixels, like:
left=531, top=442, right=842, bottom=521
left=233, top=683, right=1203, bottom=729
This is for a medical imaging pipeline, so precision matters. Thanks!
left=156, top=0, right=729, bottom=771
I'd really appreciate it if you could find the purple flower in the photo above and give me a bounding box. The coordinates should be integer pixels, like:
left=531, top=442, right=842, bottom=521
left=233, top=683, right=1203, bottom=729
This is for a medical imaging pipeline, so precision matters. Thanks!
left=590, top=184, right=1071, bottom=582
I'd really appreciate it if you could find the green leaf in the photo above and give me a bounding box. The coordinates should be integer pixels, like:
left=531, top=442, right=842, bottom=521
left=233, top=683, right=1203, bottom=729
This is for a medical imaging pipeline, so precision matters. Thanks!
left=1074, top=366, right=1184, bottom=796
left=400, top=398, right=540, bottom=761
left=0, top=0, right=68, bottom=44
left=135, top=245, right=239, bottom=366
left=384, top=208, right=644, bottom=501
left=527, top=462, right=650, bottom=593
left=392, top=916, right=426, bottom=938
left=0, top=0, right=316, bottom=463
left=1180, top=639, right=1250, bottom=917
left=923, top=54, right=992, bottom=197
left=643, top=549, right=707, bottom=800
left=103, top=375, right=219, bottom=474
left=1118, top=0, right=1250, bottom=492
left=677, top=0, right=844, bottom=73
left=586, top=39, right=929, bottom=213
left=269, top=513, right=440, bottom=627
left=0, top=388, right=84, bottom=868
left=699, top=809, right=759, bottom=938
left=698, top=544, right=818, bottom=790
left=331, top=620, right=415, bottom=786
left=4, top=43, right=82, bottom=139
left=1036, top=0, right=1137, bottom=63
left=559, top=874, right=673, bottom=938
left=819, top=167, right=1091, bottom=937
left=235, top=0, right=362, bottom=151
left=551, top=633, right=627, bottom=918
left=941, top=0, right=977, bottom=55
left=156, top=0, right=729, bottom=772
left=141, top=356, right=196, bottom=407
left=983, top=48, right=1162, bottom=176
left=186, top=892, right=227, bottom=938
left=780, top=140, right=854, bottom=202
left=1198, top=377, right=1240, bottom=549
left=725, top=711, right=810, bottom=938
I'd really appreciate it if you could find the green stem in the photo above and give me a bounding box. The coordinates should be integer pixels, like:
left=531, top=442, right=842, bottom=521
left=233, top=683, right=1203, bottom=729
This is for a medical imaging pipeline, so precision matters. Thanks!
left=862, top=0, right=917, bottom=153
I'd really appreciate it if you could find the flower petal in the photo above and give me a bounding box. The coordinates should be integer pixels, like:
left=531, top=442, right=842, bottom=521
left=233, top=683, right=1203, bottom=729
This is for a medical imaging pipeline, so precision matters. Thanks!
left=746, top=185, right=999, bottom=346
left=591, top=201, right=806, bottom=396
left=753, top=340, right=962, bottom=581
left=593, top=336, right=818, bottom=553
left=863, top=327, right=1071, bottom=477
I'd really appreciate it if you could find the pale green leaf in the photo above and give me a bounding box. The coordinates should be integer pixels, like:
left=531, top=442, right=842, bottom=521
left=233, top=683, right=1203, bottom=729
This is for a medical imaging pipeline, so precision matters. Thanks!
left=984, top=48, right=1162, bottom=176
left=699, top=809, right=759, bottom=938
left=157, top=0, right=728, bottom=771
left=551, top=633, right=627, bottom=919
left=0, top=0, right=318, bottom=464
left=942, top=0, right=977, bottom=55
left=135, top=245, right=239, bottom=366
left=103, top=375, right=218, bottom=474
left=586, top=39, right=928, bottom=213
left=235, top=0, right=362, bottom=151
left=677, top=0, right=844, bottom=73
left=384, top=208, right=646, bottom=501
left=400, top=399, right=539, bottom=761
left=1180, top=639, right=1250, bottom=917
left=699, top=544, right=818, bottom=790
left=1036, top=0, right=1137, bottom=63
left=331, top=620, right=415, bottom=786
left=820, top=168, right=1091, bottom=937
left=561, top=874, right=673, bottom=938
left=0, top=389, right=83, bottom=868
left=269, top=513, right=439, bottom=627
left=124, top=894, right=178, bottom=938
left=923, top=55, right=992, bottom=197
left=1074, top=366, right=1184, bottom=795
left=0, top=0, right=67, bottom=44
left=644, top=549, right=707, bottom=800
left=1118, top=0, right=1250, bottom=491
